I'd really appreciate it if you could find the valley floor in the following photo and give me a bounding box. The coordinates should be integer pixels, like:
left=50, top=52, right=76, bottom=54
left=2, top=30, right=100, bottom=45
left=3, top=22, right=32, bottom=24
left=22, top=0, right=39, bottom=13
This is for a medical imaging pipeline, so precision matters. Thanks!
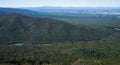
left=0, top=39, right=120, bottom=65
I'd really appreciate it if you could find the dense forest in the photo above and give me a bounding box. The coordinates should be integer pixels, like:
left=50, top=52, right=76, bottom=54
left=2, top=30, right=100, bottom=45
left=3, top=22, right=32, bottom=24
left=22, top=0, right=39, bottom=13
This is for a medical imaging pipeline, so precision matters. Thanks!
left=0, top=33, right=120, bottom=65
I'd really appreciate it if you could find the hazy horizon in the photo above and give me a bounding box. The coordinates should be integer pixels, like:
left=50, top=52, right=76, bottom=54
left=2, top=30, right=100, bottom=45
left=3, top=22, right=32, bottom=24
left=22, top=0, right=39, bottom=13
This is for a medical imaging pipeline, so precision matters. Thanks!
left=0, top=0, right=120, bottom=8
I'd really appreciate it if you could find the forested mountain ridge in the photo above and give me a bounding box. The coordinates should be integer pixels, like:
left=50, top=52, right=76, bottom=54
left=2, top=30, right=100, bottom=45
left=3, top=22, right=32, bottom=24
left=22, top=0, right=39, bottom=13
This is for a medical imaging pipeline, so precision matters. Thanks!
left=0, top=13, right=106, bottom=44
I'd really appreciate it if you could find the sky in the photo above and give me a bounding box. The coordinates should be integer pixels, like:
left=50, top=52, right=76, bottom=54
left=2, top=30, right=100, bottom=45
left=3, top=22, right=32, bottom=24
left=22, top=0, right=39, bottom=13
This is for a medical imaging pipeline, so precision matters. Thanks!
left=0, top=0, right=120, bottom=7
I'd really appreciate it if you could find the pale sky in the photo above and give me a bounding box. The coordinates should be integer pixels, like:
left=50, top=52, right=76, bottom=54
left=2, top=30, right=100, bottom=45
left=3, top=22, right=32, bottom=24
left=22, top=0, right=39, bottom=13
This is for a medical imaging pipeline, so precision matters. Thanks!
left=0, top=0, right=120, bottom=7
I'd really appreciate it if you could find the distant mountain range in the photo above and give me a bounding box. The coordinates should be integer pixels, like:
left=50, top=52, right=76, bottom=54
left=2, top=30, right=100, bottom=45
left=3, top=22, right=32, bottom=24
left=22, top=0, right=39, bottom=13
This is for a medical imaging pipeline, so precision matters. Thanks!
left=0, top=7, right=44, bottom=17
left=22, top=7, right=120, bottom=26
left=24, top=7, right=120, bottom=15
left=0, top=7, right=71, bottom=18
left=0, top=7, right=120, bottom=26
left=0, top=13, right=106, bottom=44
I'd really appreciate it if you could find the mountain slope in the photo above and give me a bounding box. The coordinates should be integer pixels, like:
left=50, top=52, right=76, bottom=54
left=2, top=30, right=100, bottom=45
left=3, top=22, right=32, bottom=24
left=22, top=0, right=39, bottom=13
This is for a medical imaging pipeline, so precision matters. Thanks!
left=0, top=13, right=106, bottom=44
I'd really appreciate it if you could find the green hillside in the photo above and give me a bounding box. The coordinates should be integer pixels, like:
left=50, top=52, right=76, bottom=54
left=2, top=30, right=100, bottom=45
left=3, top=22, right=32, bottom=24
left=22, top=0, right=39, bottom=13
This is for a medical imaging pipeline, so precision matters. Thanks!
left=0, top=13, right=107, bottom=44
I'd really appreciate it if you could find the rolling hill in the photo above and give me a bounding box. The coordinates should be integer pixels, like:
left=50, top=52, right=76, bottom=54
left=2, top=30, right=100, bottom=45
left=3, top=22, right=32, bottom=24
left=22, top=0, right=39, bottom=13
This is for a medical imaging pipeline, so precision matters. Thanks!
left=0, top=13, right=106, bottom=44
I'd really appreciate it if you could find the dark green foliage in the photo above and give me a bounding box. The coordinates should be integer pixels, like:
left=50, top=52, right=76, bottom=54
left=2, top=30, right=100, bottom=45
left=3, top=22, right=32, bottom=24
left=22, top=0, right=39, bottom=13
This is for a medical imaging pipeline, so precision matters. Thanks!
left=0, top=34, right=120, bottom=65
left=0, top=13, right=107, bottom=44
